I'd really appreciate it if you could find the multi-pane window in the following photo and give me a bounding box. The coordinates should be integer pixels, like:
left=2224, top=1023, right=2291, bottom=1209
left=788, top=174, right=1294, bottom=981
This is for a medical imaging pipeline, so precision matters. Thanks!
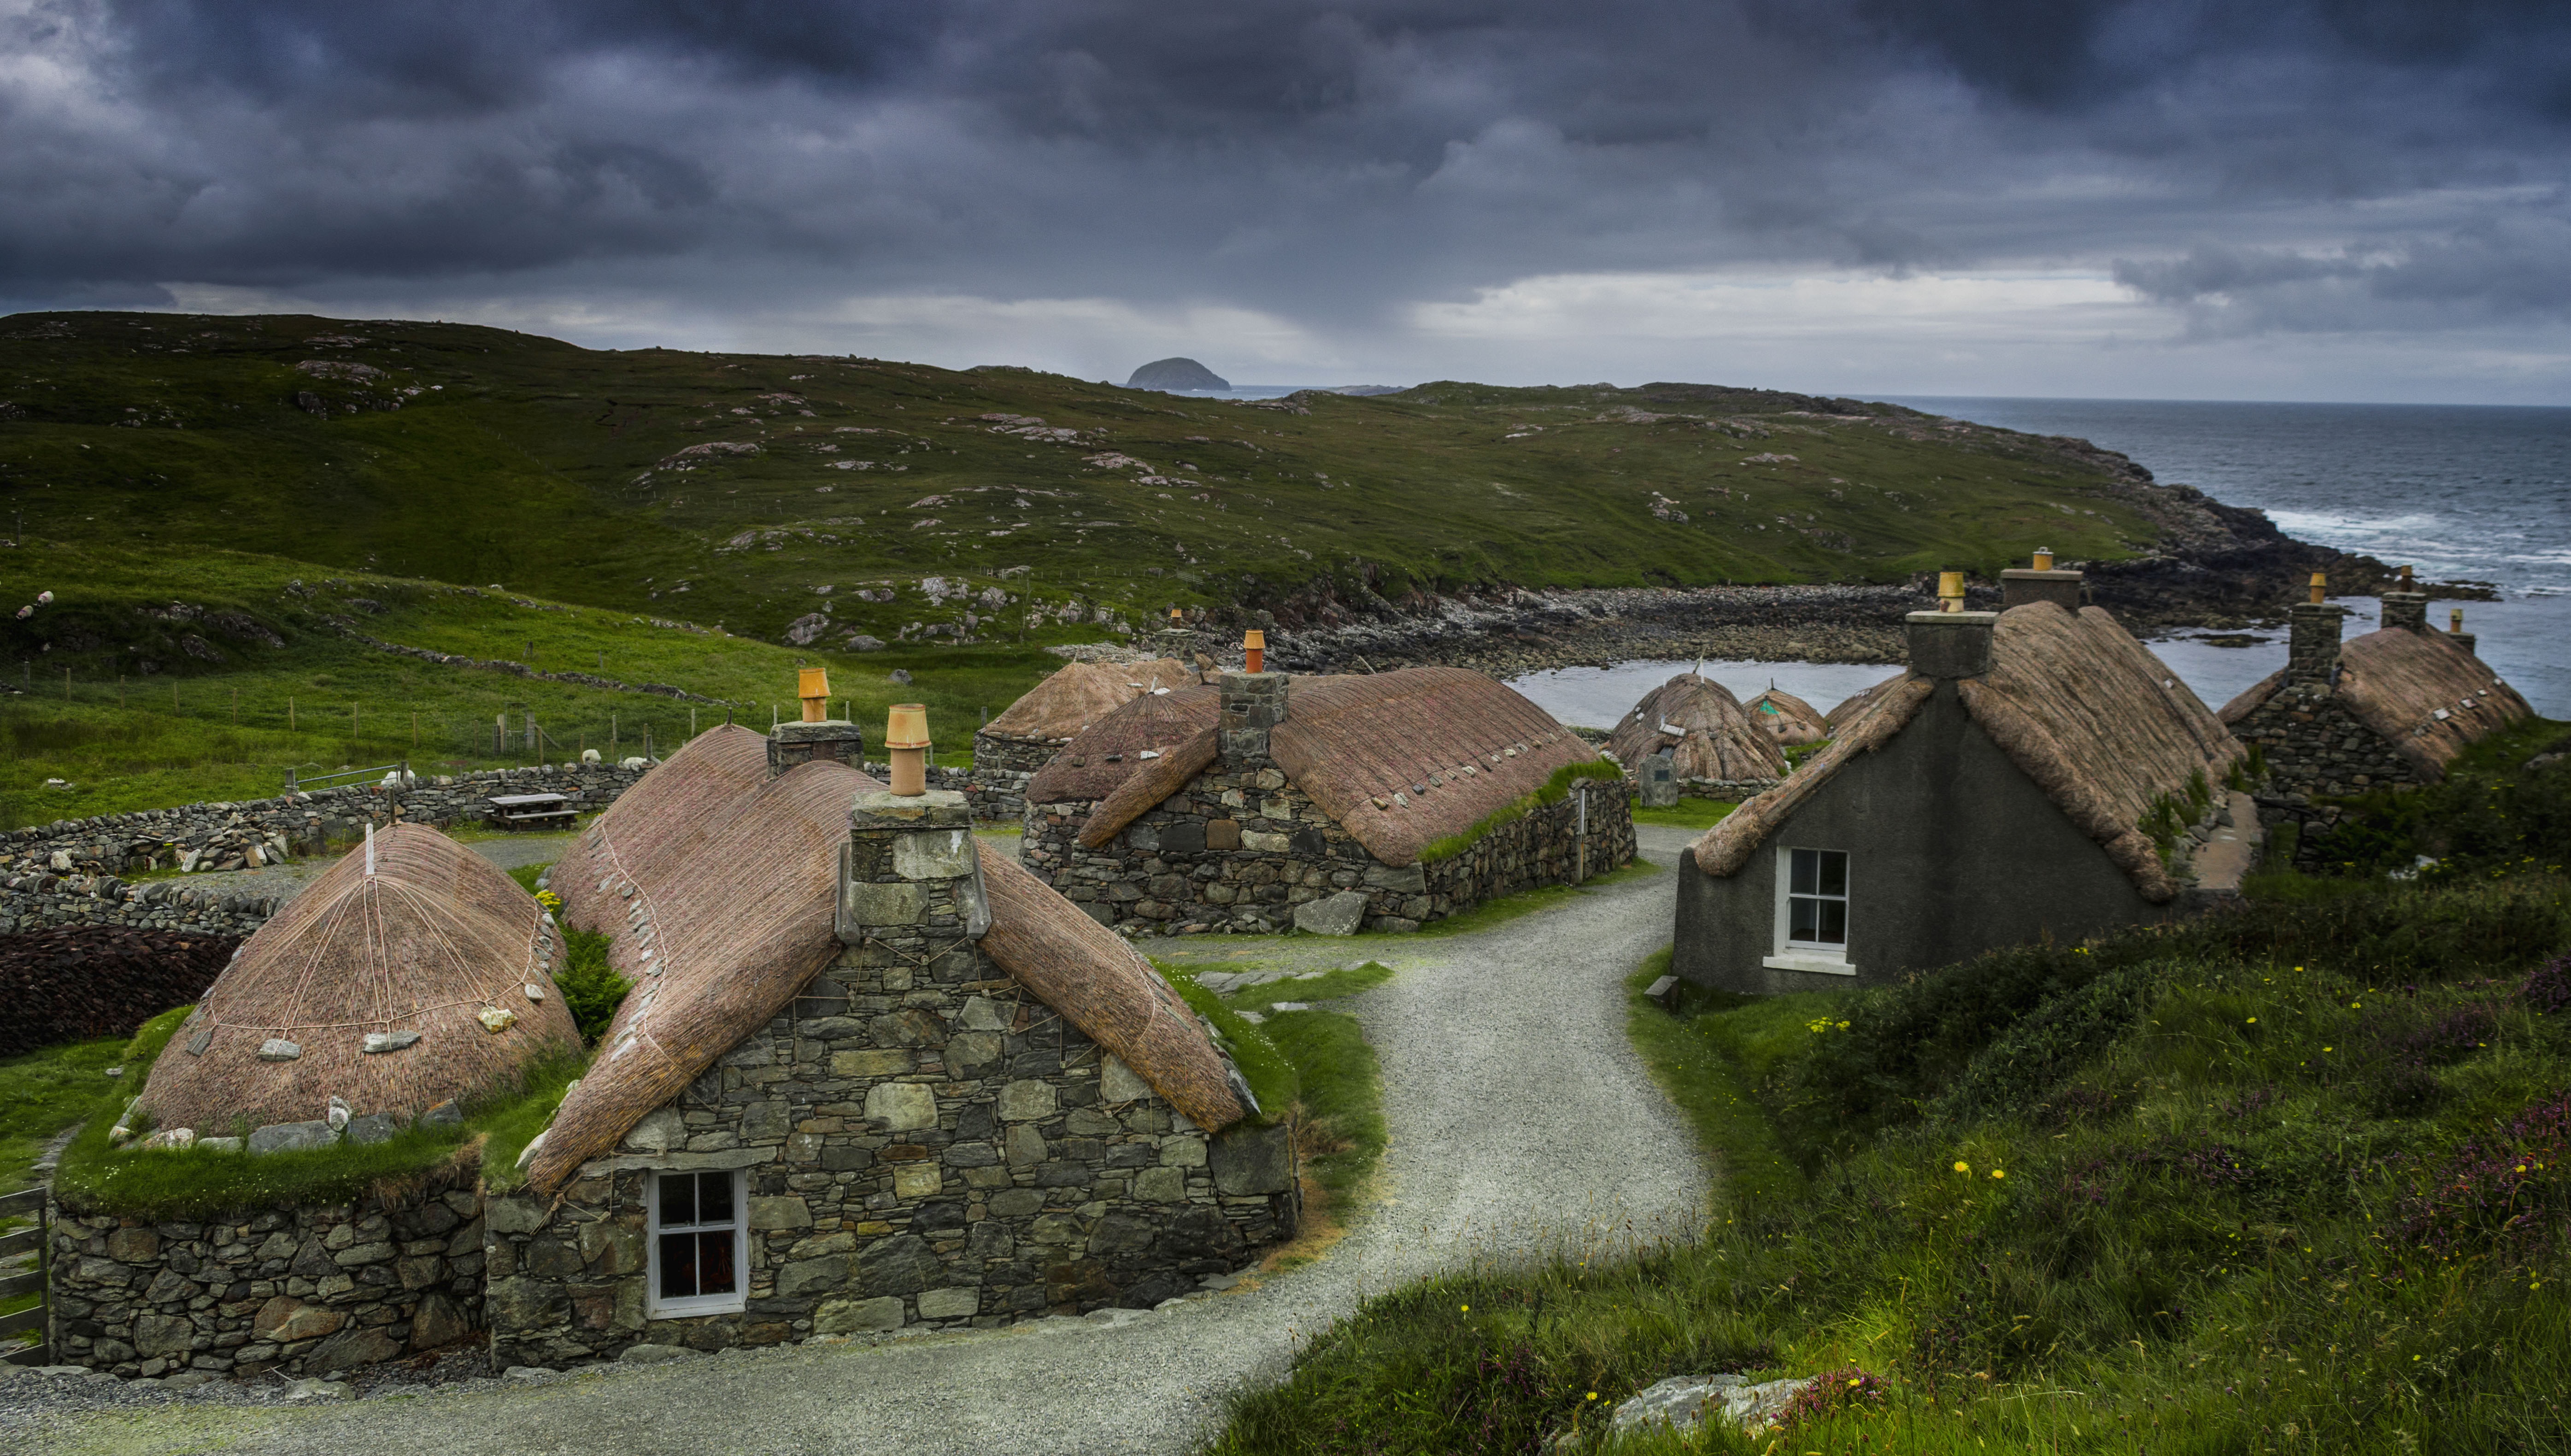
left=1786, top=848, right=1849, bottom=950
left=650, top=1170, right=742, bottom=1315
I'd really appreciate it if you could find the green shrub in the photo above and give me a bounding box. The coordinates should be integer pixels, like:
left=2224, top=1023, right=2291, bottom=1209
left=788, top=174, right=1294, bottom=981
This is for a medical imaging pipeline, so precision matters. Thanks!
left=551, top=928, right=631, bottom=1044
left=1419, top=761, right=1626, bottom=864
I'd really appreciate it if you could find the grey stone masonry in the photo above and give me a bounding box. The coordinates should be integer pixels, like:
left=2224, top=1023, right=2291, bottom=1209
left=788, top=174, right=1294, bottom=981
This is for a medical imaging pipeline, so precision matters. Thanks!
left=1022, top=768, right=1634, bottom=937
left=0, top=874, right=278, bottom=939
left=2286, top=603, right=2348, bottom=687
left=2379, top=592, right=2430, bottom=634
left=2000, top=570, right=2085, bottom=612
left=481, top=785, right=1293, bottom=1366
left=1219, top=671, right=1289, bottom=765
left=1906, top=611, right=1998, bottom=680
left=47, top=1172, right=485, bottom=1379
left=769, top=721, right=867, bottom=777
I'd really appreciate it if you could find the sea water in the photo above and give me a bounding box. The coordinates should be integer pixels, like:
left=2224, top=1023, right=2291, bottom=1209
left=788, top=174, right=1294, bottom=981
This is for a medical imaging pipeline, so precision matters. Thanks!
left=1514, top=399, right=2571, bottom=724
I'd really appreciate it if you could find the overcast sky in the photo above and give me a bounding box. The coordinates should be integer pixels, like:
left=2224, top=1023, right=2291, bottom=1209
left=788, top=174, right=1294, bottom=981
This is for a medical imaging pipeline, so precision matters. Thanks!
left=7, top=0, right=2570, bottom=402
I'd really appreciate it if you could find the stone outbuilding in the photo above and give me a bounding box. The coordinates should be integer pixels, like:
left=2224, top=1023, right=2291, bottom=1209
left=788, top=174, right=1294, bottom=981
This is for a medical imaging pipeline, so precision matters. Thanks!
left=1673, top=586, right=2257, bottom=994
left=1023, top=664, right=1633, bottom=935
left=2219, top=575, right=2530, bottom=803
left=487, top=717, right=1292, bottom=1365
left=972, top=658, right=1197, bottom=776
left=1607, top=672, right=1789, bottom=799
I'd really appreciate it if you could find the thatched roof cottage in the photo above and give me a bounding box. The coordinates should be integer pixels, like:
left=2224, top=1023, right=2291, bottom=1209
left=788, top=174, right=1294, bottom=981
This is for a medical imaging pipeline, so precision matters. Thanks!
left=1673, top=575, right=2255, bottom=994
left=1743, top=687, right=1827, bottom=747
left=1023, top=653, right=1633, bottom=935
left=1606, top=672, right=1789, bottom=798
left=132, top=823, right=581, bottom=1151
left=973, top=658, right=1197, bottom=774
left=2219, top=575, right=2530, bottom=803
left=486, top=713, right=1292, bottom=1366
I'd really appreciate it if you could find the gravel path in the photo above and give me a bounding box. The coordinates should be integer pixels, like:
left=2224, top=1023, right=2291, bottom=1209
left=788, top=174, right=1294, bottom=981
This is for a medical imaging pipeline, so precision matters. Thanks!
left=8, top=826, right=1709, bottom=1456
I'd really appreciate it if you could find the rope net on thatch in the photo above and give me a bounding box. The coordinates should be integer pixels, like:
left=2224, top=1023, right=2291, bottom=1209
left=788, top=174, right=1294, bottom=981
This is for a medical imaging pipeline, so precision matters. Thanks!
left=980, top=658, right=1199, bottom=747
left=2221, top=628, right=2529, bottom=780
left=1026, top=683, right=1220, bottom=804
left=527, top=725, right=1246, bottom=1192
left=1823, top=672, right=1906, bottom=734
left=1693, top=605, right=2244, bottom=903
left=1744, top=687, right=1827, bottom=746
left=134, top=822, right=580, bottom=1136
left=1606, top=673, right=1790, bottom=781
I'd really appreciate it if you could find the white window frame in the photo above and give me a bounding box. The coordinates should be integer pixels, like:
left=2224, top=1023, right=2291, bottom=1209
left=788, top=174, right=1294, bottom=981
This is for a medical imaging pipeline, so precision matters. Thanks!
left=1764, top=846, right=1855, bottom=975
left=646, top=1167, right=750, bottom=1319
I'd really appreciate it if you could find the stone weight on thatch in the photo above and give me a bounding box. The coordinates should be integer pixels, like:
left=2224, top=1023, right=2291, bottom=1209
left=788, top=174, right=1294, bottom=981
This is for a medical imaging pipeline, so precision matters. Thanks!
left=131, top=823, right=581, bottom=1138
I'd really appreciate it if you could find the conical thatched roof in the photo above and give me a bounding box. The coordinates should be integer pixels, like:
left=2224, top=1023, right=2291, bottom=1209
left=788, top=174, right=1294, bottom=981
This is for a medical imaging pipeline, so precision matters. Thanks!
left=1072, top=667, right=1602, bottom=868
left=134, top=823, right=581, bottom=1136
left=983, top=658, right=1198, bottom=745
left=1694, top=604, right=2244, bottom=904
left=1026, top=682, right=1220, bottom=804
left=1743, top=687, right=1827, bottom=746
left=526, top=725, right=1246, bottom=1193
left=1606, top=674, right=1790, bottom=781
left=2219, top=627, right=2530, bottom=779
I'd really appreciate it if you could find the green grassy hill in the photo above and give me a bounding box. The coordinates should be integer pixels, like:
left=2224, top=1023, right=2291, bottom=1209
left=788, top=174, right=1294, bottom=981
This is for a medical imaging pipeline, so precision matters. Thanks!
left=0, top=311, right=2186, bottom=651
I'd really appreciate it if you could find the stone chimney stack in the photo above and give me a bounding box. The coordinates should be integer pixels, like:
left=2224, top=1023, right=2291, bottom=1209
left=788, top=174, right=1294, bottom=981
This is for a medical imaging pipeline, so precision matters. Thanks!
left=2287, top=572, right=2346, bottom=688
left=2448, top=607, right=2478, bottom=658
left=1219, top=633, right=1288, bottom=766
left=837, top=782, right=989, bottom=948
left=1905, top=601, right=1998, bottom=679
left=768, top=669, right=865, bottom=777
left=2379, top=565, right=2429, bottom=634
left=2000, top=549, right=2085, bottom=612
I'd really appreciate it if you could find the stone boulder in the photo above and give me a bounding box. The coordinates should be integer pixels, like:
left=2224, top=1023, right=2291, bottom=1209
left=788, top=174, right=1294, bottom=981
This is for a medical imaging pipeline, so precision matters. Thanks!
left=1291, top=890, right=1368, bottom=937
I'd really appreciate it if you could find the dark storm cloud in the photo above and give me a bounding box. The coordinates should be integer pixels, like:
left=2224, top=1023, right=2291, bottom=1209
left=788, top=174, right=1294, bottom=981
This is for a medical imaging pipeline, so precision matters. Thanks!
left=2, top=0, right=2567, bottom=337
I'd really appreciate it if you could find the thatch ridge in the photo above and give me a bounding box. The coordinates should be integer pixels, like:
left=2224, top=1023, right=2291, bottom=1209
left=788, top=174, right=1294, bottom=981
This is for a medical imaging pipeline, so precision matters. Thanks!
left=1026, top=683, right=1221, bottom=804
left=983, top=659, right=1199, bottom=746
left=1607, top=674, right=1790, bottom=781
left=1691, top=606, right=2243, bottom=904
left=1691, top=676, right=1933, bottom=876
left=1824, top=672, right=1906, bottom=734
left=1079, top=727, right=1221, bottom=848
left=1263, top=668, right=1601, bottom=868
left=2218, top=628, right=2530, bottom=779
left=135, top=822, right=581, bottom=1136
left=528, top=729, right=1248, bottom=1192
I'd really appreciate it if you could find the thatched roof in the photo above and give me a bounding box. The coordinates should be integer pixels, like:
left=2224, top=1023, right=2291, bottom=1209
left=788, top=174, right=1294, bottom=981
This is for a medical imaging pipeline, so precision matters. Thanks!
left=134, top=823, right=581, bottom=1136
left=982, top=658, right=1199, bottom=745
left=1693, top=604, right=2244, bottom=904
left=526, top=725, right=1245, bottom=1192
left=1744, top=687, right=1827, bottom=746
left=1824, top=672, right=1905, bottom=734
left=2219, top=628, right=2530, bottom=779
left=1073, top=667, right=1601, bottom=868
left=1026, top=682, right=1220, bottom=804
left=1606, top=674, right=1790, bottom=781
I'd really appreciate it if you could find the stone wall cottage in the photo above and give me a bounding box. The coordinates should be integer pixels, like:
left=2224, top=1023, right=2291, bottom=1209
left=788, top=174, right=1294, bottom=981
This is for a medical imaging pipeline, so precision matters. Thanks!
left=1673, top=582, right=2258, bottom=995
left=487, top=719, right=1291, bottom=1364
left=1021, top=663, right=1634, bottom=936
left=49, top=824, right=580, bottom=1379
left=2218, top=575, right=2530, bottom=815
left=1606, top=672, right=1789, bottom=801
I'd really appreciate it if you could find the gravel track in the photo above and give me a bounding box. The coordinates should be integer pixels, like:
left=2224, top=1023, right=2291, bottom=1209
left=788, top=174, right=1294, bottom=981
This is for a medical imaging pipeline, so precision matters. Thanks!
left=8, top=826, right=1709, bottom=1456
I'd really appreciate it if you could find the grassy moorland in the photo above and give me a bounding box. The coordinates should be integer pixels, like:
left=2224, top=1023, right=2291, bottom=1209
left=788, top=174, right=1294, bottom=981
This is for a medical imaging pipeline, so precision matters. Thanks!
left=1217, top=733, right=2571, bottom=1454
left=0, top=310, right=2179, bottom=656
left=0, top=539, right=1056, bottom=825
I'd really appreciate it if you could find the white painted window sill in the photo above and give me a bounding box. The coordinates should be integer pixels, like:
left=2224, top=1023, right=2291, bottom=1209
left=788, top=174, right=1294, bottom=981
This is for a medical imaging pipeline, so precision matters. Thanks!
left=1763, top=953, right=1855, bottom=976
left=648, top=1294, right=746, bottom=1321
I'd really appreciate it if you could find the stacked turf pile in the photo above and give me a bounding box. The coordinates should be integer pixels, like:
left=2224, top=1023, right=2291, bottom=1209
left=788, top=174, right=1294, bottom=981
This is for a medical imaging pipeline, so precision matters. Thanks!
left=0, top=926, right=236, bottom=1057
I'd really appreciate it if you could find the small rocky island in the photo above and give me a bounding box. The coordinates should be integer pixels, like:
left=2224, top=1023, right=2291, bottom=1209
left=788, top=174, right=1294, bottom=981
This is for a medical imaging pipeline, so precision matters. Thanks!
left=1126, top=357, right=1229, bottom=391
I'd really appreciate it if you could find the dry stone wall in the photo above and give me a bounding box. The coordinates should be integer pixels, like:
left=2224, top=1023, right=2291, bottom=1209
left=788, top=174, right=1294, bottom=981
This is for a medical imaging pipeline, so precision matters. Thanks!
left=47, top=1173, right=485, bottom=1380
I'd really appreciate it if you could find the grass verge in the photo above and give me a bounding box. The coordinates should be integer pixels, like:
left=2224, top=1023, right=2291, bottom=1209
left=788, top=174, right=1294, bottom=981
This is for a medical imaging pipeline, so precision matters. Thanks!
left=1220, top=864, right=2571, bottom=1454
left=1629, top=797, right=1739, bottom=831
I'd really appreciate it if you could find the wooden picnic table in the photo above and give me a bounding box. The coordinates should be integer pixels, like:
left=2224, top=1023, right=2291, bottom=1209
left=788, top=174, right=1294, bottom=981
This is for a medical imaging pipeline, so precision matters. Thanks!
left=487, top=792, right=578, bottom=829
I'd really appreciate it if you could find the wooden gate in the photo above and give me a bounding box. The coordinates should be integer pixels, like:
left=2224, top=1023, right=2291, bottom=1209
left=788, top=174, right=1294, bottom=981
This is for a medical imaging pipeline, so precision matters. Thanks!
left=0, top=1186, right=50, bottom=1363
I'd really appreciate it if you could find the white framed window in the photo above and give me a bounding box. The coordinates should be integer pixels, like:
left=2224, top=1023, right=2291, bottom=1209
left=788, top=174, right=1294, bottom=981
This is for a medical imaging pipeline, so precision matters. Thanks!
left=647, top=1168, right=748, bottom=1318
left=1764, top=846, right=1855, bottom=975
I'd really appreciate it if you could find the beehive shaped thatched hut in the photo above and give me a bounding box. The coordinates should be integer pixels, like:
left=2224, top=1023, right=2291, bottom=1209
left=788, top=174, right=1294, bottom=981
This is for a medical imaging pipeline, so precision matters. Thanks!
left=1606, top=673, right=1790, bottom=788
left=1021, top=661, right=1634, bottom=935
left=132, top=823, right=581, bottom=1146
left=2219, top=583, right=2530, bottom=804
left=483, top=716, right=1294, bottom=1365
left=1673, top=594, right=2255, bottom=994
left=972, top=658, right=1198, bottom=774
left=1744, top=687, right=1827, bottom=746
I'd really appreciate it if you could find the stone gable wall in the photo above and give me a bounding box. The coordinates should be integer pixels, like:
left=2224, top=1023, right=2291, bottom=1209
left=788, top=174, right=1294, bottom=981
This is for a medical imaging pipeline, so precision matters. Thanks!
left=1023, top=769, right=1634, bottom=935
left=47, top=1174, right=484, bottom=1379
left=481, top=857, right=1292, bottom=1366
left=2232, top=680, right=2424, bottom=872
